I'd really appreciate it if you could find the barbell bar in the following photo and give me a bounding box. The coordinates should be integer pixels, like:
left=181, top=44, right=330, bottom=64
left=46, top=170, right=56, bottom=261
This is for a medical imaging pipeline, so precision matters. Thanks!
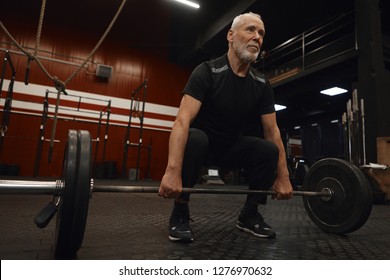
left=94, top=185, right=334, bottom=198
left=0, top=179, right=333, bottom=197
left=0, top=130, right=373, bottom=259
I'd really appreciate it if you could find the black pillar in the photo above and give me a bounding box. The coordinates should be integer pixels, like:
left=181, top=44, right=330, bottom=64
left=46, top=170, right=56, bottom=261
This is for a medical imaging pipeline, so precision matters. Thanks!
left=355, top=0, right=390, bottom=163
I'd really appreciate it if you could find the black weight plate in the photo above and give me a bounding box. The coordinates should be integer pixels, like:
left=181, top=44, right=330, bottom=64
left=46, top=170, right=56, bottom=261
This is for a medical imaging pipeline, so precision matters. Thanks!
left=55, top=130, right=78, bottom=258
left=344, top=162, right=373, bottom=233
left=302, top=158, right=372, bottom=234
left=71, top=130, right=92, bottom=252
left=55, top=130, right=92, bottom=258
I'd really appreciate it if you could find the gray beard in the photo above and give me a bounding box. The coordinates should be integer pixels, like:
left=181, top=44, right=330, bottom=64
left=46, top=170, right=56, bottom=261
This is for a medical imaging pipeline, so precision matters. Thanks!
left=235, top=46, right=258, bottom=64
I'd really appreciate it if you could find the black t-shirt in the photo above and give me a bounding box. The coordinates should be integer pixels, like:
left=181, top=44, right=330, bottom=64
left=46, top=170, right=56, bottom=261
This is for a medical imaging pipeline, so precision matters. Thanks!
left=183, top=54, right=275, bottom=150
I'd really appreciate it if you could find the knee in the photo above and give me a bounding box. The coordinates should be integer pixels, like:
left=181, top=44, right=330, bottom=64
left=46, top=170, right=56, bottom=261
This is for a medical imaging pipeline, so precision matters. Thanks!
left=266, top=141, right=279, bottom=162
left=253, top=139, right=279, bottom=165
left=186, top=128, right=208, bottom=153
left=265, top=142, right=279, bottom=168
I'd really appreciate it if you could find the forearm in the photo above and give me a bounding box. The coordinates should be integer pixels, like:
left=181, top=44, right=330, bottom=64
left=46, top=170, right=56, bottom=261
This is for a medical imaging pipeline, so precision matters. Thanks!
left=274, top=138, right=289, bottom=179
left=159, top=94, right=200, bottom=198
left=265, top=130, right=289, bottom=179
left=165, top=118, right=190, bottom=177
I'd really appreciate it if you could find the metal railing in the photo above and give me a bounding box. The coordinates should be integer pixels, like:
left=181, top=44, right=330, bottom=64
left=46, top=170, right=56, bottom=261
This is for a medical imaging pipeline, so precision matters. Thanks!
left=257, top=11, right=357, bottom=83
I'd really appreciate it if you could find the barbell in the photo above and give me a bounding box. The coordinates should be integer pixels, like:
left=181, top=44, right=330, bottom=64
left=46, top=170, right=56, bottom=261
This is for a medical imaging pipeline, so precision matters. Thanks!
left=0, top=130, right=373, bottom=259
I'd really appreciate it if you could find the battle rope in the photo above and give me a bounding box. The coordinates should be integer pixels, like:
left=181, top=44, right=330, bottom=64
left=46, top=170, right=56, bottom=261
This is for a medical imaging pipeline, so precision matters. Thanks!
left=48, top=90, right=61, bottom=163
left=25, top=0, right=47, bottom=85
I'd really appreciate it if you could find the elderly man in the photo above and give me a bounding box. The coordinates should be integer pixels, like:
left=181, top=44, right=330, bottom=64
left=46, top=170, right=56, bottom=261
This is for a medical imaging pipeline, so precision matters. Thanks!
left=159, top=12, right=293, bottom=242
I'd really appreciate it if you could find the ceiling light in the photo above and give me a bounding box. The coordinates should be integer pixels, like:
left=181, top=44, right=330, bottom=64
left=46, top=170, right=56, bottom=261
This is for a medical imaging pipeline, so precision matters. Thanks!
left=170, top=0, right=200, bottom=9
left=320, top=87, right=348, bottom=96
left=275, top=104, right=287, bottom=111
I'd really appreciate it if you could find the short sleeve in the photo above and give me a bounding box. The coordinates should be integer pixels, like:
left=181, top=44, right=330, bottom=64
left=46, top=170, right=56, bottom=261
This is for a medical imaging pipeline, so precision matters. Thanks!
left=182, top=62, right=212, bottom=102
left=260, top=80, right=276, bottom=115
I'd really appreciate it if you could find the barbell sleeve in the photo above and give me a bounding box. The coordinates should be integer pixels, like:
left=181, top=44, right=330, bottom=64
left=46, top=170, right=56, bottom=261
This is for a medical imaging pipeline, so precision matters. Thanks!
left=0, top=180, right=59, bottom=195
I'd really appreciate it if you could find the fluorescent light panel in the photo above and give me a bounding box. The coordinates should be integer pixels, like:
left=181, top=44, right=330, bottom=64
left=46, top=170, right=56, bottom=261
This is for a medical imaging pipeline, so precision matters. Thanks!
left=170, top=0, right=200, bottom=9
left=275, top=104, right=287, bottom=111
left=320, top=87, right=348, bottom=96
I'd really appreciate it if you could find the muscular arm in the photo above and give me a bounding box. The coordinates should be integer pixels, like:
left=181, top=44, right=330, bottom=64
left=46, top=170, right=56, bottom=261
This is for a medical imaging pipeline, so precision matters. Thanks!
left=261, top=112, right=293, bottom=199
left=159, top=94, right=202, bottom=198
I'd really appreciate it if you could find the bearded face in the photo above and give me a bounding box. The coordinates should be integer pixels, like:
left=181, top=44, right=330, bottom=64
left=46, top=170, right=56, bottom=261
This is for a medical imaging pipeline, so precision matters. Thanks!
left=228, top=15, right=265, bottom=64
left=231, top=38, right=260, bottom=63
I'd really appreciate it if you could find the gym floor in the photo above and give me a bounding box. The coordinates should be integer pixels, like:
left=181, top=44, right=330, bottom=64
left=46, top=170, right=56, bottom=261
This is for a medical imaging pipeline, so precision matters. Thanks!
left=1, top=179, right=390, bottom=260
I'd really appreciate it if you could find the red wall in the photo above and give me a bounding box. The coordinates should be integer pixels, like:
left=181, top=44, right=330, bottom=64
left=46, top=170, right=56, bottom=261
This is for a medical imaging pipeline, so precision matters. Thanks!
left=0, top=16, right=191, bottom=180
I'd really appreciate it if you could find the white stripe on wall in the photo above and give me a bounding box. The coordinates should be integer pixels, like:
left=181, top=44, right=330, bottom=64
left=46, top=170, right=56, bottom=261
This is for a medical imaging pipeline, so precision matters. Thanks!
left=1, top=79, right=178, bottom=131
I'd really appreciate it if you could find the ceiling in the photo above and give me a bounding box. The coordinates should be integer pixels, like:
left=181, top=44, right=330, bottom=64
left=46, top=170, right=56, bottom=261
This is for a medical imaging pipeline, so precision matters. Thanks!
left=0, top=0, right=357, bottom=62
left=1, top=0, right=387, bottom=130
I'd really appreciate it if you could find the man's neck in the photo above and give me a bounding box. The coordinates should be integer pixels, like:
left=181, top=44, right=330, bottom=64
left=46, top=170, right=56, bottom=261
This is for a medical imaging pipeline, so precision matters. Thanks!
left=227, top=50, right=251, bottom=77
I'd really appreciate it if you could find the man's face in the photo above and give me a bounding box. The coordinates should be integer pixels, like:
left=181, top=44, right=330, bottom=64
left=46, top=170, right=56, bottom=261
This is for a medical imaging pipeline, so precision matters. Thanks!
left=229, top=15, right=265, bottom=63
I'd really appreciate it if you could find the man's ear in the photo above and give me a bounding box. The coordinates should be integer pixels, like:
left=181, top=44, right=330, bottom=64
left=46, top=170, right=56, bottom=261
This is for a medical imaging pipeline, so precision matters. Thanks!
left=227, top=29, right=234, bottom=43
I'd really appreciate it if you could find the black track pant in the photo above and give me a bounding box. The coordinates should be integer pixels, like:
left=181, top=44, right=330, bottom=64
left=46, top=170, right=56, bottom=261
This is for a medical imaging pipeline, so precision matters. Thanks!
left=180, top=128, right=279, bottom=204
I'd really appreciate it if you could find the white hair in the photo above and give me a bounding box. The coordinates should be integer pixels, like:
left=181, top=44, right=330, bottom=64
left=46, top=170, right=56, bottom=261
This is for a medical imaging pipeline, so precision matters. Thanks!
left=231, top=12, right=262, bottom=30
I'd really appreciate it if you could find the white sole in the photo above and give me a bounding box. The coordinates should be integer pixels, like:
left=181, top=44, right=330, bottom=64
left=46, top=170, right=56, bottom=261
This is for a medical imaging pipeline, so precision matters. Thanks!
left=236, top=224, right=276, bottom=238
left=169, top=235, right=193, bottom=242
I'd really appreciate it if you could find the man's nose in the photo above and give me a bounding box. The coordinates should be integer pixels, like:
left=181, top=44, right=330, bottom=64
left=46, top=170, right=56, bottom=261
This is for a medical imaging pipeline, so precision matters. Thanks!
left=253, top=32, right=262, bottom=42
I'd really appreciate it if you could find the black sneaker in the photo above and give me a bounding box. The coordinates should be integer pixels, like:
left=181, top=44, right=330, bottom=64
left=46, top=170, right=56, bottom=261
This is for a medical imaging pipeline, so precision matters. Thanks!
left=168, top=205, right=193, bottom=242
left=236, top=211, right=276, bottom=238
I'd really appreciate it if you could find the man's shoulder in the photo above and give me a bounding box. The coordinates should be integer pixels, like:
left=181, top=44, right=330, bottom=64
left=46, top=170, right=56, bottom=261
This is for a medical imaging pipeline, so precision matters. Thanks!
left=248, top=66, right=266, bottom=84
left=191, top=54, right=228, bottom=76
left=208, top=54, right=229, bottom=74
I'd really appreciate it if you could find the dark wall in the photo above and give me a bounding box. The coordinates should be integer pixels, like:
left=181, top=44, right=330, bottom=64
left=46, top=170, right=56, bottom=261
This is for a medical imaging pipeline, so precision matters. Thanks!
left=356, top=0, right=390, bottom=163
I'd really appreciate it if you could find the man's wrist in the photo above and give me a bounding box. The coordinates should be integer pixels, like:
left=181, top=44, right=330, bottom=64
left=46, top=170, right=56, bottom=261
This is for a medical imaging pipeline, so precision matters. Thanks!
left=165, top=164, right=182, bottom=176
